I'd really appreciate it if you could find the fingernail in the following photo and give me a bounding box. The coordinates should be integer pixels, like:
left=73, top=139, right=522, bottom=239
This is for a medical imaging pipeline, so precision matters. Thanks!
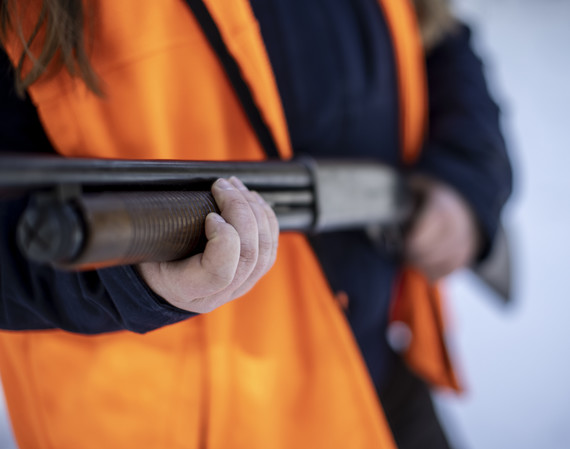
left=214, top=178, right=234, bottom=190
left=229, top=176, right=247, bottom=191
left=208, top=212, right=226, bottom=223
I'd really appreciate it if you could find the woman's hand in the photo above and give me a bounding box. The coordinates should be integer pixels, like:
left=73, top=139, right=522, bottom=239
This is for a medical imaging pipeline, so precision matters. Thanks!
left=137, top=177, right=279, bottom=313
left=405, top=176, right=481, bottom=282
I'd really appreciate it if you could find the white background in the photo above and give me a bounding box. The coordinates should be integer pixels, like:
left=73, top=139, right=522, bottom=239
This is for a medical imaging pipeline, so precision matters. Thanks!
left=2, top=0, right=570, bottom=448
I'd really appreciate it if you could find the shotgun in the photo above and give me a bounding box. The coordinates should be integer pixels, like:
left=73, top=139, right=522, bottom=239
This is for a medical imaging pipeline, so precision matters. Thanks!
left=0, top=154, right=510, bottom=301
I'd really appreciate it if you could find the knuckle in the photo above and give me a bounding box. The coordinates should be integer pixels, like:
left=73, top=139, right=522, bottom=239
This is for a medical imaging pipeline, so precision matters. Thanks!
left=230, top=209, right=257, bottom=229
left=239, top=245, right=258, bottom=265
left=223, top=196, right=249, bottom=215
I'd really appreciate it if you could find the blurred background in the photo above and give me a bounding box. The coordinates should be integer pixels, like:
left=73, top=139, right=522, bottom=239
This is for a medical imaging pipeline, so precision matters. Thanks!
left=435, top=0, right=570, bottom=448
left=1, top=0, right=569, bottom=447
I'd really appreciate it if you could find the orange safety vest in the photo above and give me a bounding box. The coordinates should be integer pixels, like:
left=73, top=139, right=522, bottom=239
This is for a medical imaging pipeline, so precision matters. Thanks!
left=0, top=1, right=458, bottom=448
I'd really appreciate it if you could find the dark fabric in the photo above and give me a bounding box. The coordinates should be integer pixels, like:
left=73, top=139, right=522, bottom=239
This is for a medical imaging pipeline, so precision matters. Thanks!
left=0, top=48, right=54, bottom=154
left=418, top=25, right=512, bottom=257
left=0, top=196, right=196, bottom=334
left=249, top=0, right=400, bottom=162
left=380, top=353, right=453, bottom=449
left=250, top=0, right=401, bottom=390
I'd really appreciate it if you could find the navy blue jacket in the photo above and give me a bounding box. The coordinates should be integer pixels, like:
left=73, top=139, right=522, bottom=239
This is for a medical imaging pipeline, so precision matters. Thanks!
left=0, top=0, right=512, bottom=391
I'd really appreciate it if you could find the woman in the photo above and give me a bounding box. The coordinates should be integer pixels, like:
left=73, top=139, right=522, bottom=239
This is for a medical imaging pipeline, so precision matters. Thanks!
left=0, top=0, right=512, bottom=447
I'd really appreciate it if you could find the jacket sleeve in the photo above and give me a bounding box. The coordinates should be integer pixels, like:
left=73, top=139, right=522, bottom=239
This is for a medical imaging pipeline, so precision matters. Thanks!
left=0, top=48, right=195, bottom=335
left=413, top=24, right=513, bottom=256
left=0, top=196, right=196, bottom=334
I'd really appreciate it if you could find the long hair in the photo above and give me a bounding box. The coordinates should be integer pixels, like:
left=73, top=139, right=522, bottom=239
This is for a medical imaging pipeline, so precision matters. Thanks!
left=0, top=0, right=99, bottom=95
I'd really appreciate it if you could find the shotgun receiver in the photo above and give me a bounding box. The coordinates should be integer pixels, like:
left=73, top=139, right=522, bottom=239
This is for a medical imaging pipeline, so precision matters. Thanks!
left=0, top=155, right=412, bottom=270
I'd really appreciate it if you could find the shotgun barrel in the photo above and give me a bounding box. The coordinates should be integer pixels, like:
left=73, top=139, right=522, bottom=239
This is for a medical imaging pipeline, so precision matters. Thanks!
left=0, top=155, right=410, bottom=269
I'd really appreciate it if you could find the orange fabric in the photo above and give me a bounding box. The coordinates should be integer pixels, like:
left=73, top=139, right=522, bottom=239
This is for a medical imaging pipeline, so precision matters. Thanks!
left=391, top=269, right=461, bottom=390
left=0, top=236, right=395, bottom=449
left=0, top=0, right=396, bottom=448
left=4, top=1, right=292, bottom=161
left=392, top=266, right=462, bottom=391
left=377, top=0, right=460, bottom=391
left=376, top=0, right=428, bottom=163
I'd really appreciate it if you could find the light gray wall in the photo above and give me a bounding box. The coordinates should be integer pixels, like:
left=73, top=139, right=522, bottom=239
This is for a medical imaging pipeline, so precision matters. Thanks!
left=436, top=1, right=570, bottom=448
